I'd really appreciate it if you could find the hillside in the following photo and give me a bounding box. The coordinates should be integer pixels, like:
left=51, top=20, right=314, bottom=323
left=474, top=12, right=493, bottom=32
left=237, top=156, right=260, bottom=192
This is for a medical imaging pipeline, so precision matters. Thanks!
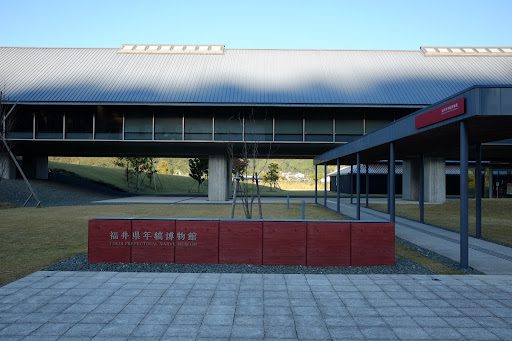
left=48, top=158, right=335, bottom=196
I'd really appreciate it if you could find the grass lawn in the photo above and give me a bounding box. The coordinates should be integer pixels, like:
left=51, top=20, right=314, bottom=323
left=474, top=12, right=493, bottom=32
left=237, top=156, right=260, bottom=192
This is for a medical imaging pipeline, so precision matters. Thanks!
left=50, top=161, right=338, bottom=197
left=371, top=199, right=512, bottom=246
left=0, top=203, right=465, bottom=286
left=0, top=203, right=344, bottom=285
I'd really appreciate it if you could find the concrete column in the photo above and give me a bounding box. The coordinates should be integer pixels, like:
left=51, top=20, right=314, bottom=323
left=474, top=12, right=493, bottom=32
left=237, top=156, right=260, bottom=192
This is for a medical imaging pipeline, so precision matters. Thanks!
left=402, top=159, right=420, bottom=201
left=0, top=153, right=16, bottom=179
left=424, top=157, right=446, bottom=203
left=23, top=156, right=48, bottom=180
left=208, top=154, right=230, bottom=201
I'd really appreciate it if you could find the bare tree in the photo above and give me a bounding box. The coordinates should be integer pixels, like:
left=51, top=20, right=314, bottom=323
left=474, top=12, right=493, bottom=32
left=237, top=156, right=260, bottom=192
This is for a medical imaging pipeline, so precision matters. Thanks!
left=0, top=90, right=41, bottom=207
left=229, top=109, right=273, bottom=219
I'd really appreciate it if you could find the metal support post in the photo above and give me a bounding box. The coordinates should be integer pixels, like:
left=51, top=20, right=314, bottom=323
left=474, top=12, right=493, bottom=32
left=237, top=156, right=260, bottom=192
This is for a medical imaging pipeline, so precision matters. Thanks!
left=389, top=142, right=396, bottom=223
left=475, top=143, right=482, bottom=239
left=314, top=165, right=318, bottom=204
left=336, top=158, right=340, bottom=213
left=356, top=153, right=361, bottom=220
left=419, top=154, right=425, bottom=224
left=387, top=159, right=391, bottom=213
left=323, top=162, right=327, bottom=207
left=460, top=121, right=469, bottom=269
left=350, top=163, right=353, bottom=204
left=365, top=163, right=369, bottom=208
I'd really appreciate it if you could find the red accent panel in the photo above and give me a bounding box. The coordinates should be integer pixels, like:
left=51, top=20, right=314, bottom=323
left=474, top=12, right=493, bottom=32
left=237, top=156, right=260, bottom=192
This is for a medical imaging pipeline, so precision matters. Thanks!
left=351, top=222, right=395, bottom=266
left=306, top=222, right=351, bottom=266
left=88, top=219, right=132, bottom=263
left=175, top=220, right=219, bottom=264
left=415, top=98, right=465, bottom=129
left=263, top=221, right=306, bottom=266
left=131, top=220, right=175, bottom=263
left=219, top=221, right=263, bottom=265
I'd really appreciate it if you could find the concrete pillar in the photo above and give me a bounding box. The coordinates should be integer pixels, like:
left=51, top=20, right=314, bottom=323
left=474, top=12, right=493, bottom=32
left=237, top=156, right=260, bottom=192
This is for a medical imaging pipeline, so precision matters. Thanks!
left=402, top=159, right=420, bottom=201
left=424, top=156, right=446, bottom=203
left=23, top=156, right=48, bottom=180
left=208, top=154, right=230, bottom=201
left=0, top=153, right=16, bottom=179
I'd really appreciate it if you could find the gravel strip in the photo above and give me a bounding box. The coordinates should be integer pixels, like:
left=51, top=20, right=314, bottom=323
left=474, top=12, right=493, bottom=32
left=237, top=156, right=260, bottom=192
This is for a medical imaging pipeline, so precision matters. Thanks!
left=397, top=237, right=482, bottom=274
left=45, top=254, right=433, bottom=274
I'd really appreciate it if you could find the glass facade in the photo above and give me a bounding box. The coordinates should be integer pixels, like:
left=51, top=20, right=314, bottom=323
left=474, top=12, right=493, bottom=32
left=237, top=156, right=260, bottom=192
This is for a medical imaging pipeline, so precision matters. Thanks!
left=95, top=107, right=122, bottom=140
left=275, top=119, right=302, bottom=141
left=305, top=119, right=332, bottom=141
left=5, top=105, right=415, bottom=145
left=155, top=114, right=182, bottom=140
left=185, top=117, right=212, bottom=140
left=365, top=119, right=392, bottom=133
left=124, top=113, right=152, bottom=140
left=335, top=115, right=364, bottom=142
left=36, top=109, right=63, bottom=139
left=6, top=109, right=33, bottom=139
left=244, top=118, right=273, bottom=141
left=65, top=108, right=93, bottom=139
left=214, top=117, right=242, bottom=141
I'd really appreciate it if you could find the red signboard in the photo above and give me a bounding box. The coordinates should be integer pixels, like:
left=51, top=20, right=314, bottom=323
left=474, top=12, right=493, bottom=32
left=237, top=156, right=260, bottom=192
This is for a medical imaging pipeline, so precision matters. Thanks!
left=415, top=98, right=465, bottom=129
left=88, top=219, right=395, bottom=267
left=351, top=222, right=395, bottom=266
left=306, top=222, right=351, bottom=266
left=219, top=221, right=263, bottom=265
left=131, top=220, right=175, bottom=263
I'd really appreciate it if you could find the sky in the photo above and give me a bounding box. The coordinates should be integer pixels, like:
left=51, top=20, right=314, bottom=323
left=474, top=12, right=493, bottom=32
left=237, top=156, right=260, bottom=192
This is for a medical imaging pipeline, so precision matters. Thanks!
left=1, top=0, right=511, bottom=50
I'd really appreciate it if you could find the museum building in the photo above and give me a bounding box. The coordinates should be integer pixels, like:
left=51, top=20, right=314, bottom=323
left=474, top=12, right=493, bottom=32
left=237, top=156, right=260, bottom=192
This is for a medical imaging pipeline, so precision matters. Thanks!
left=1, top=44, right=511, bottom=200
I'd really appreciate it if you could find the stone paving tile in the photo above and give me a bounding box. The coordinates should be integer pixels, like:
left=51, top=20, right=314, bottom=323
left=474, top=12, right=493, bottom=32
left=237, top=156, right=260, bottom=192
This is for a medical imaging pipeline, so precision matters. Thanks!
left=2, top=272, right=512, bottom=340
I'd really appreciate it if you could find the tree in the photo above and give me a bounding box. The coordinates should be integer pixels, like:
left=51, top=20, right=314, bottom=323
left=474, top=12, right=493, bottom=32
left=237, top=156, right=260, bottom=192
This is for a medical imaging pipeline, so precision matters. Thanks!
left=263, top=162, right=280, bottom=190
left=188, top=157, right=208, bottom=192
left=114, top=157, right=156, bottom=191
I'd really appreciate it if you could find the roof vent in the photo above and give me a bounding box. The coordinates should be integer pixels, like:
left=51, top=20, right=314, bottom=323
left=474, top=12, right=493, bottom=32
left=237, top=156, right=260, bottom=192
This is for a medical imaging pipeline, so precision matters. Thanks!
left=118, top=44, right=225, bottom=55
left=421, top=46, right=512, bottom=56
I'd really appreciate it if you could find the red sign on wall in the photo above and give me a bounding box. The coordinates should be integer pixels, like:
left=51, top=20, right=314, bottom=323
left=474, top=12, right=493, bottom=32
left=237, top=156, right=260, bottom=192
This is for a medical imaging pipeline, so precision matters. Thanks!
left=415, top=98, right=465, bottom=129
left=88, top=219, right=395, bottom=266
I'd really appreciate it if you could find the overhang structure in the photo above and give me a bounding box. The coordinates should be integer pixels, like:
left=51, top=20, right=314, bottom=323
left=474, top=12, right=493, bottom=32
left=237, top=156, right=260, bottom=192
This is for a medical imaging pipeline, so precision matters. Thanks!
left=314, top=85, right=512, bottom=268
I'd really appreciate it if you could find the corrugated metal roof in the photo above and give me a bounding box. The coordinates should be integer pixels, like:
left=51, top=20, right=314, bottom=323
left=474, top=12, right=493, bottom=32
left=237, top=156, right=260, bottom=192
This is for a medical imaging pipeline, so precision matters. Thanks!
left=1, top=47, right=511, bottom=105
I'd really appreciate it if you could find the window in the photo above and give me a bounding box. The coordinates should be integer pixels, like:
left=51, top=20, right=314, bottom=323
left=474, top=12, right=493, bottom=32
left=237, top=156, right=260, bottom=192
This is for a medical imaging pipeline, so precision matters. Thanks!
left=36, top=109, right=63, bottom=139
left=124, top=114, right=152, bottom=140
left=95, top=107, right=122, bottom=140
left=6, top=108, right=33, bottom=139
left=65, top=108, right=93, bottom=139
left=365, top=119, right=392, bottom=133
left=244, top=118, right=272, bottom=141
left=305, top=119, right=332, bottom=141
left=185, top=117, right=212, bottom=140
left=155, top=114, right=182, bottom=140
left=335, top=116, right=364, bottom=142
left=214, top=117, right=242, bottom=141
left=275, top=119, right=302, bottom=141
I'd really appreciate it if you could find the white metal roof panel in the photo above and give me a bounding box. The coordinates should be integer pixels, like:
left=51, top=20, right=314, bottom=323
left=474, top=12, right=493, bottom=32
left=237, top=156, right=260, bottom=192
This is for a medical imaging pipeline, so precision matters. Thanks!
left=1, top=47, right=512, bottom=105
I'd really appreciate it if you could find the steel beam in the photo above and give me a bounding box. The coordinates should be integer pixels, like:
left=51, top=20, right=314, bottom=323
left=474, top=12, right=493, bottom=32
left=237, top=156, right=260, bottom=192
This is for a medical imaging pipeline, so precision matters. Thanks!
left=336, top=158, right=340, bottom=213
left=475, top=143, right=482, bottom=239
left=419, top=154, right=425, bottom=223
left=389, top=142, right=395, bottom=223
left=324, top=162, right=327, bottom=207
left=356, top=152, right=361, bottom=220
left=314, top=165, right=318, bottom=204
left=460, top=121, right=469, bottom=269
left=365, top=163, right=369, bottom=208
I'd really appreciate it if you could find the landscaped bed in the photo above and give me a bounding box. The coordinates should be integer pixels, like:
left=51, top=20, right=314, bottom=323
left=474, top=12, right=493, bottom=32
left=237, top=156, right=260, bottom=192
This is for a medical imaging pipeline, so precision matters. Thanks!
left=0, top=203, right=471, bottom=286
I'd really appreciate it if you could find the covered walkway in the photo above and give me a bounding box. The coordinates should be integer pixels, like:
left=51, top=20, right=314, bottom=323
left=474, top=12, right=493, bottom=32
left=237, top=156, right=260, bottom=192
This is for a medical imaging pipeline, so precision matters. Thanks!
left=325, top=198, right=512, bottom=275
left=314, top=85, right=512, bottom=269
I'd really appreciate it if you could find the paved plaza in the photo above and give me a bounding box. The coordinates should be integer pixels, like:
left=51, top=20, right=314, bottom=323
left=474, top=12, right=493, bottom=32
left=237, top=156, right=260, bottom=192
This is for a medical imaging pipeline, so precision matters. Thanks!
left=0, top=271, right=511, bottom=340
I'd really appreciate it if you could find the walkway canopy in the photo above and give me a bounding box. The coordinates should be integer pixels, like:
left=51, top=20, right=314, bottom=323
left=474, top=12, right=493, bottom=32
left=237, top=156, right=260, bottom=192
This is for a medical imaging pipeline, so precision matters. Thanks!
left=314, top=85, right=512, bottom=268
